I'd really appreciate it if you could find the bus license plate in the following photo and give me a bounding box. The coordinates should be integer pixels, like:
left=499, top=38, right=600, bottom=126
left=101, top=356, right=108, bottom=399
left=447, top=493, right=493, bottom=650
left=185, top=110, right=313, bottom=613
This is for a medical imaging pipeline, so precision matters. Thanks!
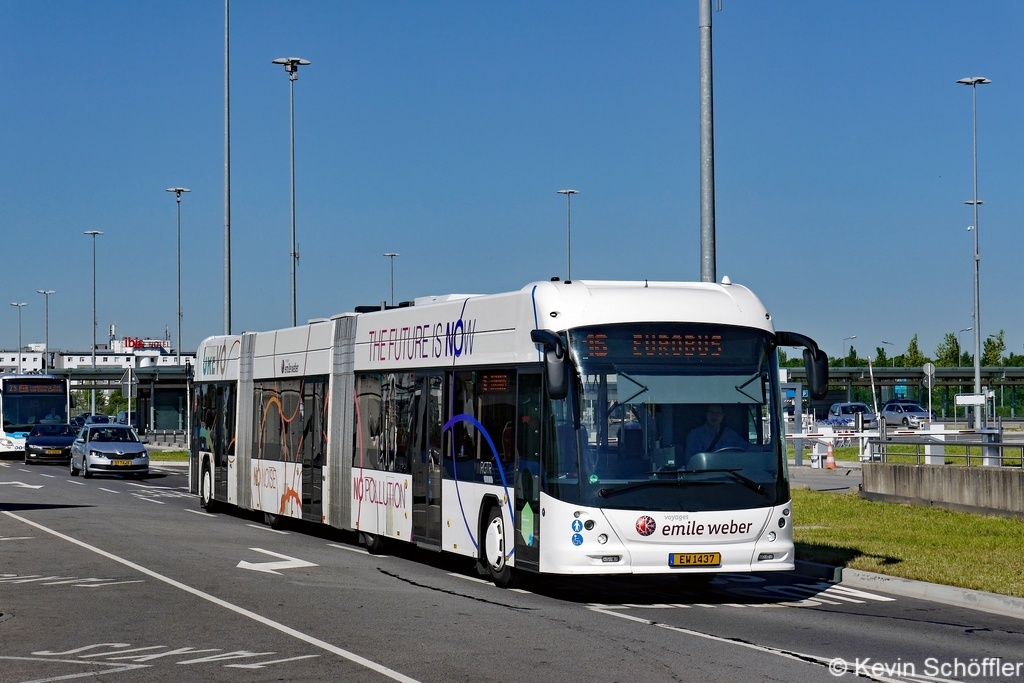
left=46, top=449, right=63, bottom=455
left=112, top=460, right=132, bottom=466
left=669, top=552, right=721, bottom=567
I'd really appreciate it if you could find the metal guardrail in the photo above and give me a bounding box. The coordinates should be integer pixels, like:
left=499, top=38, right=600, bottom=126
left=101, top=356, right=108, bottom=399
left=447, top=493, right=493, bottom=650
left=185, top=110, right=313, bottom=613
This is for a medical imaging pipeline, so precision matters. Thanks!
left=866, top=437, right=1024, bottom=468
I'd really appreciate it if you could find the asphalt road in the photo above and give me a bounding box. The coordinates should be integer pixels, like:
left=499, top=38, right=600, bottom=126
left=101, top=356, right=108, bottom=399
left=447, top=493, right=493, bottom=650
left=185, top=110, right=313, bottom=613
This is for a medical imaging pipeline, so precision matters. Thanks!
left=2, top=459, right=1023, bottom=683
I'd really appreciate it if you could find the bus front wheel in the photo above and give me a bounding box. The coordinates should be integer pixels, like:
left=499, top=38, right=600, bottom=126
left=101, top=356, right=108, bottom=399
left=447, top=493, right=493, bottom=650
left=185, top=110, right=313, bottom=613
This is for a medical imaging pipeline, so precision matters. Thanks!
left=483, top=506, right=516, bottom=588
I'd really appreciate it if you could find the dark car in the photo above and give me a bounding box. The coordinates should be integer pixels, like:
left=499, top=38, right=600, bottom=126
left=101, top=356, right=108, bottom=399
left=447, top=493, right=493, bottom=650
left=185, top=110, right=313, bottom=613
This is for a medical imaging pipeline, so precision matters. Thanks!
left=84, top=414, right=110, bottom=425
left=24, top=424, right=79, bottom=465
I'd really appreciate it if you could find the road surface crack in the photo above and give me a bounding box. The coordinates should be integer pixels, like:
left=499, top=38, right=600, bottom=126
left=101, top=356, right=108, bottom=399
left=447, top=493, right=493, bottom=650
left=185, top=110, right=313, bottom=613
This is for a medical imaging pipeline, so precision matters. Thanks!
left=378, top=569, right=535, bottom=612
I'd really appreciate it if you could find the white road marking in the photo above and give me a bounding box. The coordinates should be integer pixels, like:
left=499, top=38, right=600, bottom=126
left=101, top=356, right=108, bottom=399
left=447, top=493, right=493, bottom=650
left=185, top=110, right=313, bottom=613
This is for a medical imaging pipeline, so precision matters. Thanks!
left=80, top=646, right=168, bottom=658
left=8, top=575, right=76, bottom=584
left=19, top=468, right=31, bottom=472
left=124, top=482, right=157, bottom=489
left=39, top=473, right=56, bottom=478
left=0, top=536, right=34, bottom=541
left=33, top=644, right=131, bottom=656
left=110, top=646, right=221, bottom=662
left=3, top=510, right=420, bottom=683
left=42, top=577, right=108, bottom=585
left=509, top=588, right=532, bottom=594
left=185, top=509, right=216, bottom=517
left=590, top=607, right=899, bottom=683
left=328, top=543, right=369, bottom=555
left=246, top=523, right=289, bottom=535
left=98, top=487, right=120, bottom=494
left=237, top=548, right=318, bottom=575
left=447, top=573, right=489, bottom=584
left=132, top=495, right=166, bottom=505
left=0, top=480, right=44, bottom=489
left=226, top=654, right=321, bottom=668
left=67, top=480, right=85, bottom=485
left=177, top=650, right=276, bottom=665
left=0, top=575, right=43, bottom=582
left=78, top=580, right=146, bottom=588
left=0, top=655, right=148, bottom=679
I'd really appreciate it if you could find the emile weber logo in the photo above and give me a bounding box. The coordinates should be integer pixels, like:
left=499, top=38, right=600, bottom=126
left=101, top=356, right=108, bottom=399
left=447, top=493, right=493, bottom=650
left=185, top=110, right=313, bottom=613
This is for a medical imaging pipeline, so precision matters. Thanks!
left=281, top=359, right=299, bottom=374
left=636, top=515, right=755, bottom=537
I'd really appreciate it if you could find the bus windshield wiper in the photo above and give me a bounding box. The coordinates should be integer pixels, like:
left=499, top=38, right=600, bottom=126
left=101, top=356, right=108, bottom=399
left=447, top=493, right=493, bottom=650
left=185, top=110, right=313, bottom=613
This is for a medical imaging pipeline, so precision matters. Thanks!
left=677, top=468, right=768, bottom=496
left=597, top=479, right=710, bottom=498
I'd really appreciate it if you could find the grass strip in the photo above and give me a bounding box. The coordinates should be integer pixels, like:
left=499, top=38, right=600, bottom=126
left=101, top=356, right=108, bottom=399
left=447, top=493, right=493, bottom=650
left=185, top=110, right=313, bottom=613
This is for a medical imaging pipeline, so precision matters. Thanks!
left=792, top=488, right=1024, bottom=598
left=149, top=450, right=189, bottom=462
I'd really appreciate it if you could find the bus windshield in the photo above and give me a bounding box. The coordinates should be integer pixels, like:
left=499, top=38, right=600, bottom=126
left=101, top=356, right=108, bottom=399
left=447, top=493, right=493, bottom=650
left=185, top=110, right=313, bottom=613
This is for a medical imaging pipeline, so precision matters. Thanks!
left=2, top=380, right=68, bottom=433
left=566, top=323, right=787, bottom=512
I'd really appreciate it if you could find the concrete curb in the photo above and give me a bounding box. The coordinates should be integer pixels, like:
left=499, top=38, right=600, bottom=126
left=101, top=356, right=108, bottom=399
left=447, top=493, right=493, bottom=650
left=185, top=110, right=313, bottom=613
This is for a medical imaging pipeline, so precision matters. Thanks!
left=794, top=560, right=1024, bottom=621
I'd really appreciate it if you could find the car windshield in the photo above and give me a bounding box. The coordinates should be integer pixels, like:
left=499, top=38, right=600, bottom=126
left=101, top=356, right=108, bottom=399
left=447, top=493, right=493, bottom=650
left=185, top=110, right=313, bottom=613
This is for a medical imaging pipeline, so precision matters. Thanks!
left=29, top=424, right=77, bottom=437
left=89, top=427, right=139, bottom=443
left=840, top=405, right=867, bottom=414
left=566, top=323, right=787, bottom=512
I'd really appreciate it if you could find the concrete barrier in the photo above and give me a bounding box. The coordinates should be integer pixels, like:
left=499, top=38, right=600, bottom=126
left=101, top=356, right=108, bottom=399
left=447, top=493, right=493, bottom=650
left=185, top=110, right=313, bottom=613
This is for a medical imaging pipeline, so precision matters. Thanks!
left=862, top=463, right=1024, bottom=519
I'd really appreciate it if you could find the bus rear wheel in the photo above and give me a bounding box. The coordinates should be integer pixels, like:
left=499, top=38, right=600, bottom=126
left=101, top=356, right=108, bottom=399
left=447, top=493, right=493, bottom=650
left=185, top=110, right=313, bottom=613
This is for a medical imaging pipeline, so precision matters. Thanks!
left=483, top=506, right=516, bottom=587
left=360, top=532, right=384, bottom=554
left=200, top=466, right=216, bottom=511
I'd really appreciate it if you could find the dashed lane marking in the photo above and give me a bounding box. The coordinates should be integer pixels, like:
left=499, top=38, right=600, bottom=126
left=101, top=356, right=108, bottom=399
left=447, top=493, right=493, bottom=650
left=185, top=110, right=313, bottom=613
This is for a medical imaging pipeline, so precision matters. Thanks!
left=447, top=573, right=489, bottom=584
left=327, top=543, right=369, bottom=555
left=0, top=536, right=34, bottom=541
left=2, top=511, right=420, bottom=683
left=39, top=473, right=56, bottom=478
left=99, top=487, right=120, bottom=494
left=185, top=509, right=217, bottom=517
left=246, top=523, right=289, bottom=535
left=133, top=495, right=166, bottom=505
left=67, top=480, right=85, bottom=485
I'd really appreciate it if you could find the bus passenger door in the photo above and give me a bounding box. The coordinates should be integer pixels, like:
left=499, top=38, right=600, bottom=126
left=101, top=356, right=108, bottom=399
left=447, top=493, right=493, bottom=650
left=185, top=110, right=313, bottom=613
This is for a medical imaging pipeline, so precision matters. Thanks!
left=514, top=372, right=542, bottom=571
left=301, top=380, right=325, bottom=523
left=214, top=385, right=231, bottom=501
left=412, top=374, right=443, bottom=549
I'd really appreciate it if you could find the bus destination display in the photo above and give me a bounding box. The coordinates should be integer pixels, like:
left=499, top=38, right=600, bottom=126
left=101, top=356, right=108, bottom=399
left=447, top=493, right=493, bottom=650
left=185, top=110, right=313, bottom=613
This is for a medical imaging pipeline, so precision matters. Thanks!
left=4, top=382, right=65, bottom=395
left=571, top=325, right=764, bottom=364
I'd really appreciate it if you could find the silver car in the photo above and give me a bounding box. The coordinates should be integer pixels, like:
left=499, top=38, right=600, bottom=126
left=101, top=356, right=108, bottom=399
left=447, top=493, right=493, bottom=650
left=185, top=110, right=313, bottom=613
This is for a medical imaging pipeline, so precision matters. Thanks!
left=880, top=402, right=930, bottom=428
left=826, top=402, right=878, bottom=429
left=70, top=425, right=149, bottom=478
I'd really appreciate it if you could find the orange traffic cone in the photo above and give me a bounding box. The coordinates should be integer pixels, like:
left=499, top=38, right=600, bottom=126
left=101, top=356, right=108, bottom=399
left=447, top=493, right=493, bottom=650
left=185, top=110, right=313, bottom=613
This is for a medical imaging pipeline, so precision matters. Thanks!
left=825, top=441, right=837, bottom=469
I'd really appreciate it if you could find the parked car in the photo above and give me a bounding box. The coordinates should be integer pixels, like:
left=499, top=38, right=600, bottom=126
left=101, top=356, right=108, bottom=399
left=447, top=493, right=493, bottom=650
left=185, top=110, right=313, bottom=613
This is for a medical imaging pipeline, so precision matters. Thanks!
left=71, top=415, right=87, bottom=428
left=24, top=424, right=78, bottom=465
left=881, top=399, right=937, bottom=420
left=825, top=402, right=878, bottom=429
left=70, top=425, right=149, bottom=478
left=880, top=402, right=930, bottom=428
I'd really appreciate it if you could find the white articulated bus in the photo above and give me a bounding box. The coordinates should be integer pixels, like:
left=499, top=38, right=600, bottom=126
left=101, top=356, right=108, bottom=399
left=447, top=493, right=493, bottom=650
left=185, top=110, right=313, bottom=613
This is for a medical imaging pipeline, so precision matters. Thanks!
left=189, top=280, right=827, bottom=586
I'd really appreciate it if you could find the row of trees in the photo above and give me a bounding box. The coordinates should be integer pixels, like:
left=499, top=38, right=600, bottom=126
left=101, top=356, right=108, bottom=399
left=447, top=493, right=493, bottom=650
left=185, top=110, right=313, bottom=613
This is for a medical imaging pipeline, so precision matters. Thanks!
left=72, top=389, right=130, bottom=416
left=780, top=330, right=1024, bottom=368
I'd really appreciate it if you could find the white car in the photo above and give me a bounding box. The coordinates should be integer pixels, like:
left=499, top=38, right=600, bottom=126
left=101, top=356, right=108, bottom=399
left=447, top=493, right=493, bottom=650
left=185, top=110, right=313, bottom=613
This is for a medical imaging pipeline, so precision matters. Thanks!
left=880, top=403, right=929, bottom=429
left=70, top=425, right=149, bottom=478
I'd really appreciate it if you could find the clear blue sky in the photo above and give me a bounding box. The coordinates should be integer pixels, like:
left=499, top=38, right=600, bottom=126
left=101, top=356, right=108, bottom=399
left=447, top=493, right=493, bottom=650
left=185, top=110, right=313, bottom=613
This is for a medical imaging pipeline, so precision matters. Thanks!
left=2, top=1, right=1021, bottom=360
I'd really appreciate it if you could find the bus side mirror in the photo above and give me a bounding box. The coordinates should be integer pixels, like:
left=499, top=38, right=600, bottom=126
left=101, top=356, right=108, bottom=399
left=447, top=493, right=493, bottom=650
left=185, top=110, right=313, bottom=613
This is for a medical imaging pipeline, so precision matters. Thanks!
left=530, top=329, right=568, bottom=400
left=776, top=331, right=829, bottom=400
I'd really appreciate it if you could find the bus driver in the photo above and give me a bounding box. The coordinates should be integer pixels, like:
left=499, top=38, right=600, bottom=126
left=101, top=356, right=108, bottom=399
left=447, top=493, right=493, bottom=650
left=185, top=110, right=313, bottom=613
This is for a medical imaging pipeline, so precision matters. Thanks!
left=685, top=404, right=748, bottom=461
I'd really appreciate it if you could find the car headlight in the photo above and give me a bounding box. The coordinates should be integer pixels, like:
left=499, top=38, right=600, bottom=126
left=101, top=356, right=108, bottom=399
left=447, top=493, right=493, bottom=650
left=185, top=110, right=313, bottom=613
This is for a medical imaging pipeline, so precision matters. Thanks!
left=89, top=450, right=104, bottom=458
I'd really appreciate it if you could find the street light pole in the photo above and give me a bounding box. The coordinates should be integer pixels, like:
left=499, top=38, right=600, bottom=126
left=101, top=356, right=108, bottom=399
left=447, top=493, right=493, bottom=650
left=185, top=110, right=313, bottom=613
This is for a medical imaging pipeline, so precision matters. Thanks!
left=958, top=75, right=990, bottom=427
left=166, top=188, right=191, bottom=366
left=556, top=190, right=579, bottom=280
left=842, top=335, right=857, bottom=367
left=383, top=253, right=399, bottom=307
left=84, top=230, right=103, bottom=414
left=37, top=290, right=55, bottom=369
left=273, top=57, right=311, bottom=328
left=882, top=340, right=894, bottom=368
left=957, top=327, right=972, bottom=368
left=10, top=303, right=27, bottom=374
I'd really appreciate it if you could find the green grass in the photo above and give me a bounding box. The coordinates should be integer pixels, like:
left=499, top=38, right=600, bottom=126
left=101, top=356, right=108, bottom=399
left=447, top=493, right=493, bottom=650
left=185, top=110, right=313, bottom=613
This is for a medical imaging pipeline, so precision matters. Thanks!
left=792, top=488, right=1024, bottom=598
left=788, top=444, right=1023, bottom=467
left=149, top=450, right=188, bottom=462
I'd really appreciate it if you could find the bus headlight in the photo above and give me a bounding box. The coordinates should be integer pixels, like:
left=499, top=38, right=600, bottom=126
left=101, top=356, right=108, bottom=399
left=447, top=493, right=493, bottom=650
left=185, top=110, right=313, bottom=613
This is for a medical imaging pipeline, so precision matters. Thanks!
left=0, top=438, right=12, bottom=448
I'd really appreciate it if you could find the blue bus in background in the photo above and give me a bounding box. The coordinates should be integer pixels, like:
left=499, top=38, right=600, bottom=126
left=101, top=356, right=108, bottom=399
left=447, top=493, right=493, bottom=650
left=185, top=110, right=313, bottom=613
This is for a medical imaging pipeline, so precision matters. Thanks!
left=0, top=375, right=70, bottom=454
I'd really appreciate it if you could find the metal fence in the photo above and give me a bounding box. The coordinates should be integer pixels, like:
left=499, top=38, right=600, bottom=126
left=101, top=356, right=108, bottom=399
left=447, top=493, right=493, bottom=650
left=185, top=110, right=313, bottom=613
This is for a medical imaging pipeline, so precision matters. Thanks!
left=866, top=437, right=1024, bottom=468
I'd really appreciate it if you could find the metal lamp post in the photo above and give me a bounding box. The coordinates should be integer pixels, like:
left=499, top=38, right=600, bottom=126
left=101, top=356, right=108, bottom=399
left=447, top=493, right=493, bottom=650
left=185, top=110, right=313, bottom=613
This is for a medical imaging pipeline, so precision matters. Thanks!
left=10, top=303, right=27, bottom=374
left=272, top=56, right=311, bottom=328
left=957, top=75, right=990, bottom=427
left=557, top=189, right=579, bottom=280
left=384, top=253, right=399, bottom=307
left=842, top=335, right=857, bottom=367
left=166, top=188, right=191, bottom=365
left=957, top=327, right=973, bottom=368
left=84, top=230, right=103, bottom=414
left=882, top=340, right=894, bottom=368
left=37, top=290, right=55, bottom=369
